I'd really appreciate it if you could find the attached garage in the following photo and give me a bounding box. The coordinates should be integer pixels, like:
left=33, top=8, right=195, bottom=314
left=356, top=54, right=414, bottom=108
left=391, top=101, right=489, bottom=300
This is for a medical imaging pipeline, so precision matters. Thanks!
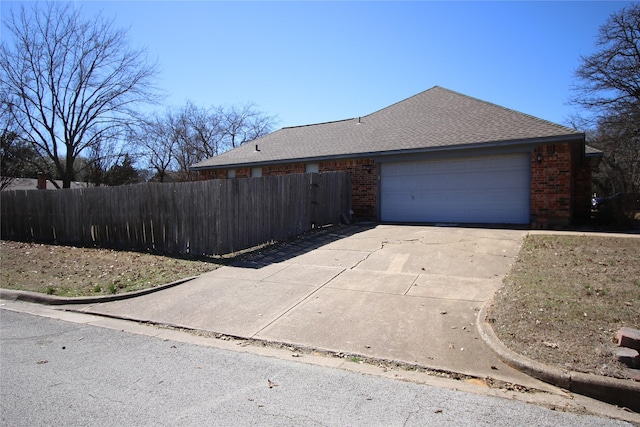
left=380, top=153, right=531, bottom=224
left=192, top=86, right=591, bottom=228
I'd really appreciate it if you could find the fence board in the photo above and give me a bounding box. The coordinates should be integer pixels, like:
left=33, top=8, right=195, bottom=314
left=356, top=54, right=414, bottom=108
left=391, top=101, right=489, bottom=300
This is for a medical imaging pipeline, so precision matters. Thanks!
left=1, top=172, right=351, bottom=256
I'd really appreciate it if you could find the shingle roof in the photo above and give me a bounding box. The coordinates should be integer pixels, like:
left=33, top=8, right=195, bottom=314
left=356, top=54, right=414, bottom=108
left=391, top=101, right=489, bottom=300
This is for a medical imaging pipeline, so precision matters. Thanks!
left=191, top=86, right=583, bottom=170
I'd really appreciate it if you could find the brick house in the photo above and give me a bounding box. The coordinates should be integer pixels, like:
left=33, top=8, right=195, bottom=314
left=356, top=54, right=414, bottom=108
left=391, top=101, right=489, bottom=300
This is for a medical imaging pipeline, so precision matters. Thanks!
left=191, top=86, right=600, bottom=228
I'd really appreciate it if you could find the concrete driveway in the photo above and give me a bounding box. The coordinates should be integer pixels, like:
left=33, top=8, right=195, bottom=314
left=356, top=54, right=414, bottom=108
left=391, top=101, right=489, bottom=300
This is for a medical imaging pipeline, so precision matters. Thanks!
left=72, top=224, right=547, bottom=388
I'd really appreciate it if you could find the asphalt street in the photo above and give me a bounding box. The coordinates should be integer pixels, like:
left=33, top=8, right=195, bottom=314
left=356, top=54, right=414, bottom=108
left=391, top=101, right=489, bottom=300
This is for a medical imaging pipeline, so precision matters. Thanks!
left=0, top=309, right=633, bottom=427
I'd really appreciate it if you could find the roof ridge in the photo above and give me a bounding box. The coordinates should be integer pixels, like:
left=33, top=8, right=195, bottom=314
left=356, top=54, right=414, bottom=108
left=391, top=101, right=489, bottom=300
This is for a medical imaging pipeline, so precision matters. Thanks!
left=275, top=86, right=577, bottom=134
left=361, top=85, right=442, bottom=119
left=434, top=86, right=580, bottom=134
left=282, top=87, right=445, bottom=128
left=281, top=117, right=355, bottom=130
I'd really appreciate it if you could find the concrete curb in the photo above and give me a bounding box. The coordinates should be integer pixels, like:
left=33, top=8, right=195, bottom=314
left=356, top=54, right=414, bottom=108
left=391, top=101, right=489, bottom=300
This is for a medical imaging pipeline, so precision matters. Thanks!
left=477, top=300, right=640, bottom=412
left=0, top=276, right=198, bottom=306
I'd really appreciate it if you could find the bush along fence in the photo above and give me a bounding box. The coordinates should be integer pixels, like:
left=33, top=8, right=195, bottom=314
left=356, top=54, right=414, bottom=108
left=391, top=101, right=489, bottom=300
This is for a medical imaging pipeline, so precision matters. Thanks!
left=0, top=172, right=352, bottom=256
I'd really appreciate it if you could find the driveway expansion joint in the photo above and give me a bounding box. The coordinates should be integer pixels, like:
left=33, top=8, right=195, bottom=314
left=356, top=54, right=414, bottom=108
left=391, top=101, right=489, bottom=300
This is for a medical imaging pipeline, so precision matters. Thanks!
left=249, top=267, right=346, bottom=339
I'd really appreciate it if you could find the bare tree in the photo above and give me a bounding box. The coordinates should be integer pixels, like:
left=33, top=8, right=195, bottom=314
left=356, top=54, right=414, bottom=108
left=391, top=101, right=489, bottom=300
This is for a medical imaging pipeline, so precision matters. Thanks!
left=572, top=3, right=640, bottom=116
left=134, top=102, right=276, bottom=182
left=1, top=129, right=24, bottom=190
left=219, top=102, right=276, bottom=150
left=0, top=130, right=47, bottom=190
left=81, top=134, right=129, bottom=186
left=1, top=98, right=21, bottom=190
left=169, top=108, right=200, bottom=181
left=1, top=97, right=54, bottom=189
left=0, top=2, right=159, bottom=188
left=184, top=102, right=224, bottom=158
left=589, top=112, right=640, bottom=195
left=571, top=3, right=640, bottom=196
left=132, top=110, right=179, bottom=182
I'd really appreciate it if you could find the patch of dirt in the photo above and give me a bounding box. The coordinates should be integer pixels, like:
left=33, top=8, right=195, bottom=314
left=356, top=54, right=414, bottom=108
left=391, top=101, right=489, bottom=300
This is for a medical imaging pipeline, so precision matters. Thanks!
left=489, top=234, right=640, bottom=379
left=0, top=241, right=223, bottom=297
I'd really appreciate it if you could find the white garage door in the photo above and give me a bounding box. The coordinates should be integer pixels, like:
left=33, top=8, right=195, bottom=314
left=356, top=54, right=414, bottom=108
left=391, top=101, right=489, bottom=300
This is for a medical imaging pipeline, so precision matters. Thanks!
left=380, top=153, right=530, bottom=224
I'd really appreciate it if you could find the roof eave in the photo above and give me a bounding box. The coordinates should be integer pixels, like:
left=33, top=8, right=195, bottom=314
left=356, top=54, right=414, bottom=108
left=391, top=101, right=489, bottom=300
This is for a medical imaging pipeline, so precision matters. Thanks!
left=189, top=133, right=585, bottom=171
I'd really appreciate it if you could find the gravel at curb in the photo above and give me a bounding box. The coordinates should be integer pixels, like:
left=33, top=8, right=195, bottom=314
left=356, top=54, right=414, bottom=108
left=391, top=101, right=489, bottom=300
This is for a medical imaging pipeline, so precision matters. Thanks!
left=477, top=300, right=640, bottom=412
left=0, top=277, right=198, bottom=305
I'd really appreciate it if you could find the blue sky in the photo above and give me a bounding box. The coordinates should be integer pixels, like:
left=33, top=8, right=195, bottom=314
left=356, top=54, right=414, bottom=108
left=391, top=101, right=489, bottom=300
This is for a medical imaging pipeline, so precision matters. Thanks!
left=1, top=1, right=635, bottom=130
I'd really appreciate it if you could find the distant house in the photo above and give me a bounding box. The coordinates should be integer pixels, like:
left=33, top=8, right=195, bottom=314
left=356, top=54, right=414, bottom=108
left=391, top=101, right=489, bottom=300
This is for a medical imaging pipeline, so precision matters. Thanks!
left=191, top=86, right=601, bottom=228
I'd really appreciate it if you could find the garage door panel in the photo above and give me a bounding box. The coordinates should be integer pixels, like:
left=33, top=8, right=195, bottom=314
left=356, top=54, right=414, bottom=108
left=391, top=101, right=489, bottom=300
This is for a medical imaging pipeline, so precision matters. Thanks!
left=380, top=154, right=530, bottom=224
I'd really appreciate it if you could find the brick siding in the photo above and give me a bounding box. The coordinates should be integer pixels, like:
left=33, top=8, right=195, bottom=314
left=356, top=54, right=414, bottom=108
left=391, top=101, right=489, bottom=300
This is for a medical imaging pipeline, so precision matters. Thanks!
left=200, top=170, right=227, bottom=180
left=263, top=164, right=305, bottom=176
left=198, top=160, right=376, bottom=219
left=200, top=168, right=251, bottom=179
left=573, top=160, right=593, bottom=223
left=319, top=158, right=377, bottom=218
left=198, top=144, right=591, bottom=228
left=530, top=143, right=573, bottom=228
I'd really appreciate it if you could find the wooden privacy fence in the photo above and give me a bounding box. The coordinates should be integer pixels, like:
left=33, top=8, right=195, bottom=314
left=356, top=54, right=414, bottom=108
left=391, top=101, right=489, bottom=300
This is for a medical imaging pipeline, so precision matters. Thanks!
left=0, top=172, right=352, bottom=256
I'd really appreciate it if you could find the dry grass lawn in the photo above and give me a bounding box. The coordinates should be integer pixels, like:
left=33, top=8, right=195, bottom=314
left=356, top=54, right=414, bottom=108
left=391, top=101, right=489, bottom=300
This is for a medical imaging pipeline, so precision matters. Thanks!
left=0, top=240, right=222, bottom=297
left=489, top=234, right=640, bottom=379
